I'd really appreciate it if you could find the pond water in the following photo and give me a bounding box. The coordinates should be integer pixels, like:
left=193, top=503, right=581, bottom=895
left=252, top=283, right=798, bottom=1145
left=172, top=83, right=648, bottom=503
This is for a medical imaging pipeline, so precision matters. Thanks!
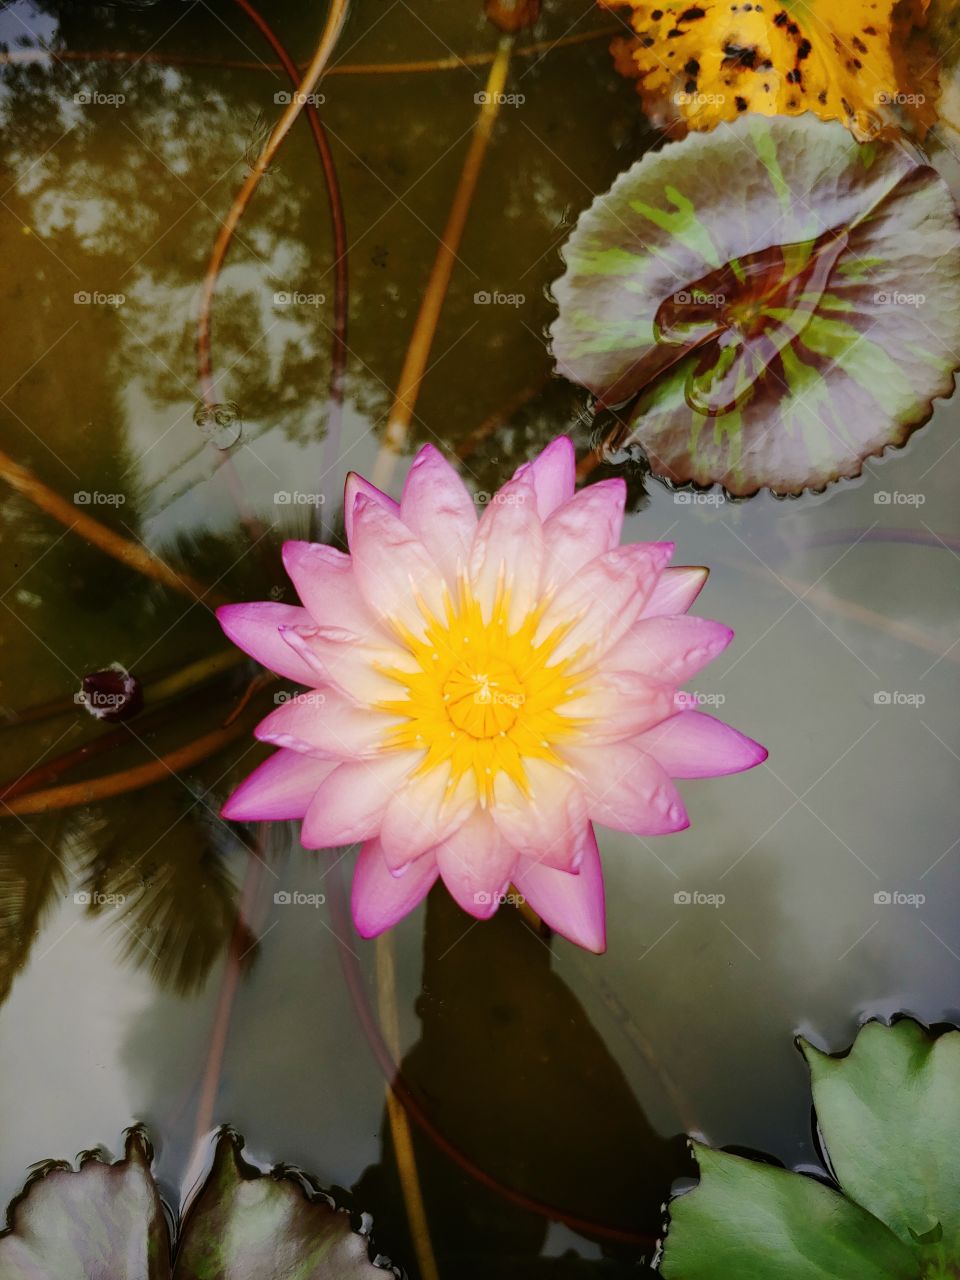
left=0, top=1, right=958, bottom=1275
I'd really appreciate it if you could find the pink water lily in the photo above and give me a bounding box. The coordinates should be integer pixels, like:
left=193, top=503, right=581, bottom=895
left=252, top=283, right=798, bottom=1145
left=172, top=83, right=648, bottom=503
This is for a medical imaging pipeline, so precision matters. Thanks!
left=217, top=438, right=765, bottom=951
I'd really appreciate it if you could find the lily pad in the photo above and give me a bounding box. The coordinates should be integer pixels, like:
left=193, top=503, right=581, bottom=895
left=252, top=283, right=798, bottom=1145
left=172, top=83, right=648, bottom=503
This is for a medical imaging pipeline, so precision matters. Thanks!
left=0, top=1127, right=396, bottom=1279
left=550, top=114, right=960, bottom=496
left=658, top=1018, right=960, bottom=1278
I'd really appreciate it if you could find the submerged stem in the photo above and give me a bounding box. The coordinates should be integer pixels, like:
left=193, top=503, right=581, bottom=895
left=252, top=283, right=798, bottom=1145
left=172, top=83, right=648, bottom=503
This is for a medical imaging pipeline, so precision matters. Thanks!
left=376, top=933, right=441, bottom=1280
left=371, top=35, right=515, bottom=492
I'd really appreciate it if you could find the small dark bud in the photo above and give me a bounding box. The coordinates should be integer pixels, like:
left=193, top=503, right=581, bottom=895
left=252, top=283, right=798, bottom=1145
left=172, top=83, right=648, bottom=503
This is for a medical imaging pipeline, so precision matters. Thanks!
left=77, top=665, right=143, bottom=722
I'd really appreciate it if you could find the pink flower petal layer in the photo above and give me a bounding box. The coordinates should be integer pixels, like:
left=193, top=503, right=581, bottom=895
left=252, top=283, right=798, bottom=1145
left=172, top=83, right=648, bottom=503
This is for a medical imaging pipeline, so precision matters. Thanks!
left=514, top=824, right=606, bottom=953
left=435, top=809, right=518, bottom=919
left=352, top=839, right=439, bottom=938
left=300, top=754, right=416, bottom=849
left=281, top=541, right=379, bottom=634
left=217, top=602, right=317, bottom=684
left=565, top=742, right=689, bottom=834
left=634, top=711, right=768, bottom=778
left=344, top=472, right=398, bottom=547
left=400, top=444, right=477, bottom=588
left=254, top=689, right=389, bottom=759
left=222, top=749, right=336, bottom=821
left=606, top=615, right=734, bottom=684
left=521, top=435, right=576, bottom=518
left=540, top=479, right=627, bottom=591
left=640, top=565, right=708, bottom=618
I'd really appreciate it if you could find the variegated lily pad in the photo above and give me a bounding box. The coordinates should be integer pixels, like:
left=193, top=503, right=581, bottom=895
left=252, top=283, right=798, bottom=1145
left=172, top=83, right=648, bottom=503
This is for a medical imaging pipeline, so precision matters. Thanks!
left=550, top=115, right=960, bottom=496
left=0, top=1127, right=395, bottom=1279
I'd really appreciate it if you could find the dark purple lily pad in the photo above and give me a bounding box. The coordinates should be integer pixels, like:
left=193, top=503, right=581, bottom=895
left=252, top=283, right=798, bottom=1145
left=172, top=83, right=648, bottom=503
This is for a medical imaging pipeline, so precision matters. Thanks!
left=550, top=115, right=960, bottom=496
left=0, top=1128, right=395, bottom=1280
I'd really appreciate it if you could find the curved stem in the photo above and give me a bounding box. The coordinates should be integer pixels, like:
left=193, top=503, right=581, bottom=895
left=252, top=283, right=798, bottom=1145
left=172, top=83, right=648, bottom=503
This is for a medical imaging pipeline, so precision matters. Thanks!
left=371, top=36, right=515, bottom=492
left=196, top=0, right=350, bottom=403
left=0, top=718, right=252, bottom=815
left=0, top=445, right=220, bottom=604
left=230, top=0, right=349, bottom=523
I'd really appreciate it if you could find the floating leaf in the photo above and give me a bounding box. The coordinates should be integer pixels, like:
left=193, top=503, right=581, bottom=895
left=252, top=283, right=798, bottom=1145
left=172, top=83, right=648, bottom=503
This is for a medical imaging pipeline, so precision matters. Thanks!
left=0, top=1127, right=395, bottom=1279
left=658, top=1019, right=960, bottom=1278
left=601, top=0, right=937, bottom=140
left=550, top=115, right=960, bottom=496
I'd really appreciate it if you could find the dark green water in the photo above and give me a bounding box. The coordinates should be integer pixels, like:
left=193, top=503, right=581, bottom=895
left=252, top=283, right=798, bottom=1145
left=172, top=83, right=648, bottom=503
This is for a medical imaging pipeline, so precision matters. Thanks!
left=0, top=2, right=958, bottom=1274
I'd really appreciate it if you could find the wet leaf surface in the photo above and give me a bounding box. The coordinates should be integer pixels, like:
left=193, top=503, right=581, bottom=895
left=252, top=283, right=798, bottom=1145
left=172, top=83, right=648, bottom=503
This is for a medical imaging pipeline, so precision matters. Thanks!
left=0, top=1128, right=395, bottom=1279
left=601, top=0, right=937, bottom=140
left=551, top=115, right=960, bottom=495
left=659, top=1020, right=960, bottom=1278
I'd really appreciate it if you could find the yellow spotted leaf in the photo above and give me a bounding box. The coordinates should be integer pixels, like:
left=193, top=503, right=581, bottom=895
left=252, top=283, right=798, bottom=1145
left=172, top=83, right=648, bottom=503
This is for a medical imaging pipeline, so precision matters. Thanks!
left=602, top=0, right=937, bottom=140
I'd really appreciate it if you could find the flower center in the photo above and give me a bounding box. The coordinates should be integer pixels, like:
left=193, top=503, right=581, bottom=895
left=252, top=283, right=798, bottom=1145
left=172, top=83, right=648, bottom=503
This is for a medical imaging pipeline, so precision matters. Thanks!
left=377, top=576, right=590, bottom=804
left=442, top=656, right=525, bottom=738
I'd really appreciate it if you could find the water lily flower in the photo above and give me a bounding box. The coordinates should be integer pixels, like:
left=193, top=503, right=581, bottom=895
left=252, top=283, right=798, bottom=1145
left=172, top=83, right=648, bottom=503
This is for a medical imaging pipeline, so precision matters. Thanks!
left=218, top=438, right=765, bottom=951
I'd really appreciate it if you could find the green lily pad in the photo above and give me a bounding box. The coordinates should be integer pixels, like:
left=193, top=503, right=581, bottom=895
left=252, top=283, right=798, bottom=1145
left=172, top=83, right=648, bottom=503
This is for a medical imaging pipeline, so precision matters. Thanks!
left=659, top=1019, right=960, bottom=1278
left=0, top=1127, right=395, bottom=1279
left=550, top=115, right=960, bottom=496
left=803, top=1019, right=960, bottom=1258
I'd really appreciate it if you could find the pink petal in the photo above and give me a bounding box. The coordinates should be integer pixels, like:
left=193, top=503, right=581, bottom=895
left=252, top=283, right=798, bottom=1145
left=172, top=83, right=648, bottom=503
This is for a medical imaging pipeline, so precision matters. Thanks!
left=564, top=741, right=689, bottom=835
left=222, top=749, right=335, bottom=821
left=400, top=444, right=477, bottom=588
left=254, top=688, right=391, bottom=759
left=491, top=759, right=588, bottom=869
left=469, top=469, right=544, bottom=628
left=640, top=565, right=708, bottom=618
left=380, top=768, right=477, bottom=869
left=515, top=436, right=576, bottom=518
left=217, top=602, right=318, bottom=684
left=561, top=671, right=676, bottom=740
left=540, top=479, right=627, bottom=591
left=351, top=839, right=439, bottom=938
left=350, top=495, right=447, bottom=639
left=634, top=711, right=767, bottom=778
left=513, top=825, right=606, bottom=953
left=605, top=615, right=734, bottom=684
left=281, top=541, right=380, bottom=634
left=535, top=542, right=674, bottom=667
left=435, top=809, right=519, bottom=919
left=344, top=472, right=399, bottom=547
left=280, top=623, right=412, bottom=705
left=300, top=753, right=416, bottom=849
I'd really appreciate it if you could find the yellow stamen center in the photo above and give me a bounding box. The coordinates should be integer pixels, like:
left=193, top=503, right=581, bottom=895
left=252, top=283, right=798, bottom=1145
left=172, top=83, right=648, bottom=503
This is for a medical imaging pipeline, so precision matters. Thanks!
left=377, top=572, right=591, bottom=804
